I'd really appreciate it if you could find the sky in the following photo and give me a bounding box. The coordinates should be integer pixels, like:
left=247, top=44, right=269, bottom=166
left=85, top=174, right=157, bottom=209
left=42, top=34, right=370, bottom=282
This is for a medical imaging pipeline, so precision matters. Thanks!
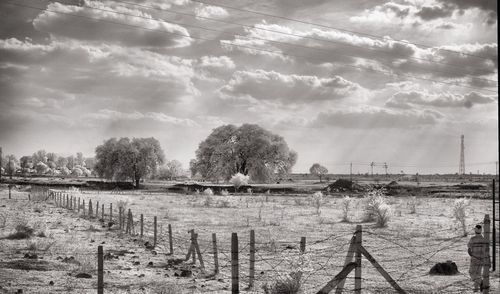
left=0, top=0, right=497, bottom=175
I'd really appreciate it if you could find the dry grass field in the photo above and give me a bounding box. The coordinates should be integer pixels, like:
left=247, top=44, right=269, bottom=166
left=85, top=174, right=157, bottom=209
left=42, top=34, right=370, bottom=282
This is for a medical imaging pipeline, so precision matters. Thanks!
left=0, top=185, right=499, bottom=294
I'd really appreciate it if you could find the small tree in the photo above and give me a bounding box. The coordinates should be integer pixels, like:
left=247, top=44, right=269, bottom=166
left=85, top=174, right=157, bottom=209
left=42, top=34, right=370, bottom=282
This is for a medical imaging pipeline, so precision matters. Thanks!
left=309, top=163, right=328, bottom=182
left=364, top=190, right=391, bottom=227
left=310, top=192, right=323, bottom=215
left=341, top=195, right=351, bottom=222
left=453, top=198, right=470, bottom=236
left=230, top=173, right=250, bottom=191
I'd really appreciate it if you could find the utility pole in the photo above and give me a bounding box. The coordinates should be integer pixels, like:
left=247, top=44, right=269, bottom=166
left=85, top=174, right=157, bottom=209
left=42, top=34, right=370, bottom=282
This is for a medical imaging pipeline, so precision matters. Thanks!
left=8, top=156, right=12, bottom=179
left=370, top=162, right=374, bottom=177
left=384, top=162, right=388, bottom=176
left=350, top=162, right=353, bottom=182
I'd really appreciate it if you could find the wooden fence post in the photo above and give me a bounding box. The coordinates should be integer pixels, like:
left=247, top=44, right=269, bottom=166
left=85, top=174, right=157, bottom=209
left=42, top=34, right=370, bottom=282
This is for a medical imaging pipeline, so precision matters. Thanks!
left=212, top=233, right=219, bottom=275
left=125, top=209, right=130, bottom=234
left=153, top=216, right=157, bottom=248
left=101, top=203, right=104, bottom=220
left=82, top=200, right=85, bottom=216
left=118, top=207, right=122, bottom=230
left=168, top=224, right=173, bottom=255
left=89, top=199, right=93, bottom=218
left=97, top=245, right=104, bottom=294
left=190, top=230, right=196, bottom=264
left=492, top=179, right=496, bottom=272
left=66, top=194, right=69, bottom=209
left=249, top=230, right=255, bottom=289
left=109, top=203, right=112, bottom=222
left=483, top=215, right=490, bottom=294
left=231, top=232, right=239, bottom=294
left=335, top=235, right=357, bottom=294
left=70, top=195, right=73, bottom=210
left=74, top=197, right=76, bottom=211
left=78, top=198, right=80, bottom=212
left=140, top=214, right=144, bottom=238
left=96, top=201, right=99, bottom=218
left=300, top=237, right=306, bottom=253
left=354, top=225, right=362, bottom=294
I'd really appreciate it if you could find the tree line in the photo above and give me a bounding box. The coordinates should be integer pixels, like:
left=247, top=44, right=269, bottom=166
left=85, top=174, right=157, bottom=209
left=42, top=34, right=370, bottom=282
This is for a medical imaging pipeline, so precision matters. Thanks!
left=2, top=123, right=332, bottom=186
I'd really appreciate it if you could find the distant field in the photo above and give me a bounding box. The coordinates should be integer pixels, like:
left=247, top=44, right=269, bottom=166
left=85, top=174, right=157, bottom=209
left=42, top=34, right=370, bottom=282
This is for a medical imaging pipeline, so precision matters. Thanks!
left=1, top=186, right=498, bottom=293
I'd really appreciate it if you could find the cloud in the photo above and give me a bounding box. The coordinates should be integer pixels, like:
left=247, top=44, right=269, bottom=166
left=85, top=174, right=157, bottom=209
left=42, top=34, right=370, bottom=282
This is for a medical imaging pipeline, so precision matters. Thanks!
left=437, top=0, right=497, bottom=24
left=85, top=109, right=199, bottom=127
left=220, top=69, right=360, bottom=103
left=311, top=107, right=443, bottom=129
left=195, top=5, right=228, bottom=18
left=33, top=2, right=192, bottom=48
left=415, top=4, right=454, bottom=20
left=385, top=91, right=496, bottom=109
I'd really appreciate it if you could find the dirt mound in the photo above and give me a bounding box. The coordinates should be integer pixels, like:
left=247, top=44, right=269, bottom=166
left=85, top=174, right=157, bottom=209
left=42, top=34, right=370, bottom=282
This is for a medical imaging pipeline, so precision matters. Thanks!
left=429, top=261, right=459, bottom=275
left=326, top=179, right=364, bottom=192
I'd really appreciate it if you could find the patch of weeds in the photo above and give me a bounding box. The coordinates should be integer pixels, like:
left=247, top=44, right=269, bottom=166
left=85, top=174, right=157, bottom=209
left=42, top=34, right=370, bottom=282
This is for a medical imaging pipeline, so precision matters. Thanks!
left=26, top=238, right=56, bottom=252
left=216, top=199, right=231, bottom=208
left=263, top=272, right=302, bottom=294
left=5, top=220, right=34, bottom=240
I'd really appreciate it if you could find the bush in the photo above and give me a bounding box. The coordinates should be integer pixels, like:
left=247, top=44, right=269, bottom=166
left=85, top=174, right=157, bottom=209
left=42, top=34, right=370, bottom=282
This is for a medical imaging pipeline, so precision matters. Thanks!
left=203, top=188, right=214, bottom=196
left=407, top=196, right=419, bottom=214
left=310, top=192, right=323, bottom=215
left=6, top=220, right=34, bottom=240
left=203, top=195, right=213, bottom=207
left=220, top=189, right=229, bottom=196
left=364, top=190, right=391, bottom=227
left=341, top=195, right=351, bottom=222
left=263, top=272, right=302, bottom=294
left=453, top=198, right=470, bottom=236
left=230, top=173, right=249, bottom=191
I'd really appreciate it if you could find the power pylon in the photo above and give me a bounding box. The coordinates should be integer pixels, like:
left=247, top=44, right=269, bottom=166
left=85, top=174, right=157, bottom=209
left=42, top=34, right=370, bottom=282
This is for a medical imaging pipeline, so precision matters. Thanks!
left=459, top=135, right=465, bottom=175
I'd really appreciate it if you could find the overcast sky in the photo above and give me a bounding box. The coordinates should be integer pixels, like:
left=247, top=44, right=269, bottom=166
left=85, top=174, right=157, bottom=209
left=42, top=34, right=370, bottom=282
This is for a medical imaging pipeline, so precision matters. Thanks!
left=0, top=0, right=497, bottom=175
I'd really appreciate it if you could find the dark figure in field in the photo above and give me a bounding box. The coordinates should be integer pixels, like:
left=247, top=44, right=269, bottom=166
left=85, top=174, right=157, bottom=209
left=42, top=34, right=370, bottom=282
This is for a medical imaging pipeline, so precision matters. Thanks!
left=468, top=225, right=489, bottom=292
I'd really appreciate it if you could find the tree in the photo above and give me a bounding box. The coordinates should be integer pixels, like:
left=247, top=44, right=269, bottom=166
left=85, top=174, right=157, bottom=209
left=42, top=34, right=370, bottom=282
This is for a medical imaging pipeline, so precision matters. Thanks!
left=67, top=155, right=75, bottom=170
left=2, top=155, right=19, bottom=177
left=46, top=152, right=58, bottom=165
left=35, top=162, right=49, bottom=175
left=158, top=160, right=183, bottom=180
left=190, top=124, right=297, bottom=183
left=94, top=137, right=165, bottom=188
left=310, top=163, right=328, bottom=182
left=76, top=152, right=85, bottom=166
left=20, top=156, right=33, bottom=171
left=32, top=150, right=47, bottom=165
left=57, top=157, right=69, bottom=169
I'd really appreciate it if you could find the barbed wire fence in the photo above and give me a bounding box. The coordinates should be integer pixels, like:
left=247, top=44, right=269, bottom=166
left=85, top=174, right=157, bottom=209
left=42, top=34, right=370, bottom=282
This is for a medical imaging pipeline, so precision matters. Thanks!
left=2, top=186, right=497, bottom=293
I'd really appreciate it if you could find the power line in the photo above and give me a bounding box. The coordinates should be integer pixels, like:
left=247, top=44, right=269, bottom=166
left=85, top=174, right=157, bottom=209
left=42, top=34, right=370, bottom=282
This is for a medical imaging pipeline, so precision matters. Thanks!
left=111, top=0, right=497, bottom=79
left=4, top=1, right=496, bottom=94
left=191, top=0, right=495, bottom=61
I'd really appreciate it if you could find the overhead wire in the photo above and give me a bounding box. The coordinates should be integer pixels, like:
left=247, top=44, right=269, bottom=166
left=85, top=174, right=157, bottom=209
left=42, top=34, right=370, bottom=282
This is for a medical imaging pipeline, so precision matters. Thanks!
left=190, top=0, right=496, bottom=61
left=110, top=0, right=497, bottom=78
left=3, top=1, right=497, bottom=94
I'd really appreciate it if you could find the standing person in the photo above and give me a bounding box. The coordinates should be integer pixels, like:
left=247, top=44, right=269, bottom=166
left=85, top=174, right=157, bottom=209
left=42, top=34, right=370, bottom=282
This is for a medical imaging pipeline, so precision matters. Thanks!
left=468, top=224, right=489, bottom=292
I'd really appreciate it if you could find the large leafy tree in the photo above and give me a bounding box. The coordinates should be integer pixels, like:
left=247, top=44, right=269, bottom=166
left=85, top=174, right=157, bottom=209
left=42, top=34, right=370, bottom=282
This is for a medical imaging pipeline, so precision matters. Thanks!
left=190, top=124, right=297, bottom=183
left=309, top=163, right=329, bottom=182
left=94, top=137, right=165, bottom=188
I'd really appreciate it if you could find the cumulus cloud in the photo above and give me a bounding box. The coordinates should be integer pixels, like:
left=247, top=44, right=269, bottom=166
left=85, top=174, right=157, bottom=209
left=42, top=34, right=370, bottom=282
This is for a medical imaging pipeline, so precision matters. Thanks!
left=33, top=2, right=192, bottom=48
left=311, top=107, right=443, bottom=129
left=195, top=5, right=228, bottom=18
left=386, top=91, right=496, bottom=109
left=220, top=69, right=360, bottom=103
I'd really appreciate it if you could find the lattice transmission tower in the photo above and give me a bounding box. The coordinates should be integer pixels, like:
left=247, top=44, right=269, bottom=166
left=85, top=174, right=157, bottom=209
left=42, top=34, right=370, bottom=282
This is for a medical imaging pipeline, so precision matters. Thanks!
left=459, top=135, right=465, bottom=175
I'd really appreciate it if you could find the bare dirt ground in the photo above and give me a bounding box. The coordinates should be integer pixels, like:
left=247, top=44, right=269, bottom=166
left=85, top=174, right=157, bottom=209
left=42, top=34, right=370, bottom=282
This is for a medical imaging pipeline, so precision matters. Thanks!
left=0, top=186, right=499, bottom=294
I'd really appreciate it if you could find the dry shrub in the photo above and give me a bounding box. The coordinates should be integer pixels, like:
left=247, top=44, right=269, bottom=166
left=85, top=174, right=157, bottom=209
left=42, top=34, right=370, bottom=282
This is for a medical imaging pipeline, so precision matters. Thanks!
left=203, top=195, right=213, bottom=207
left=407, top=196, right=420, bottom=214
left=26, top=238, right=56, bottom=252
left=310, top=192, right=323, bottom=215
left=5, top=219, right=34, bottom=239
left=453, top=198, right=470, bottom=236
left=263, top=272, right=302, bottom=294
left=341, top=195, right=352, bottom=222
left=364, top=190, right=392, bottom=227
left=203, top=188, right=214, bottom=196
left=220, top=189, right=229, bottom=196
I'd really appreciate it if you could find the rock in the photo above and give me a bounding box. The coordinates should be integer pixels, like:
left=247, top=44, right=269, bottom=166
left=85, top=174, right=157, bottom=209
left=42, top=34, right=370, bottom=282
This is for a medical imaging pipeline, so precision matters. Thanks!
left=48, top=281, right=54, bottom=286
left=180, top=269, right=192, bottom=277
left=23, top=253, right=38, bottom=259
left=147, top=261, right=153, bottom=267
left=133, top=261, right=140, bottom=265
left=75, top=273, right=92, bottom=279
left=138, top=274, right=145, bottom=278
left=429, top=261, right=459, bottom=275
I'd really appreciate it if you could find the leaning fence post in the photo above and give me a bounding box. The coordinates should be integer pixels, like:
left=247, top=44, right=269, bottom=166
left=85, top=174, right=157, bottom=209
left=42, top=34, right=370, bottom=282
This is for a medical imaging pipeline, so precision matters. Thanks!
left=153, top=216, right=157, bottom=248
left=193, top=233, right=205, bottom=271
left=168, top=224, right=173, bottom=255
left=97, top=245, right=104, bottom=294
left=483, top=215, right=490, bottom=294
left=231, top=232, right=239, bottom=294
left=354, top=225, right=362, bottom=294
left=249, top=229, right=255, bottom=289
left=212, top=233, right=219, bottom=275
left=300, top=236, right=306, bottom=253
